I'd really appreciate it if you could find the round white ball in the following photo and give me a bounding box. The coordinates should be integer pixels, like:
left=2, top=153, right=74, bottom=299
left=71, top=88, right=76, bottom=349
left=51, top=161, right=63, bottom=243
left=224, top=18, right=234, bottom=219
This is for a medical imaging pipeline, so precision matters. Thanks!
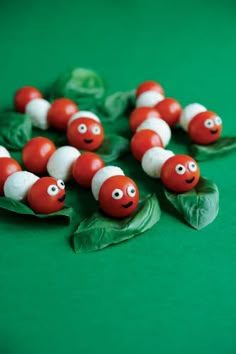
left=47, top=146, right=80, bottom=182
left=91, top=166, right=124, bottom=201
left=137, top=117, right=171, bottom=147
left=68, top=111, right=100, bottom=125
left=136, top=90, right=164, bottom=108
left=179, top=103, right=207, bottom=131
left=0, top=146, right=10, bottom=158
left=4, top=171, right=39, bottom=201
left=141, top=147, right=174, bottom=178
left=25, top=98, right=51, bottom=130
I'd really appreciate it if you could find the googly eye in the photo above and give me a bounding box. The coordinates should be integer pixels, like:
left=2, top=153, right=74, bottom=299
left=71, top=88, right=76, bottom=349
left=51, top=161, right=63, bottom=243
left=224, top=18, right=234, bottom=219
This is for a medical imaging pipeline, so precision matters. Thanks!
left=47, top=184, right=59, bottom=196
left=204, top=119, right=214, bottom=128
left=112, top=188, right=123, bottom=200
left=214, top=116, right=222, bottom=126
left=188, top=161, right=197, bottom=172
left=92, top=126, right=101, bottom=135
left=175, top=164, right=186, bottom=175
left=78, top=124, right=87, bottom=134
left=57, top=179, right=65, bottom=190
left=127, top=185, right=136, bottom=197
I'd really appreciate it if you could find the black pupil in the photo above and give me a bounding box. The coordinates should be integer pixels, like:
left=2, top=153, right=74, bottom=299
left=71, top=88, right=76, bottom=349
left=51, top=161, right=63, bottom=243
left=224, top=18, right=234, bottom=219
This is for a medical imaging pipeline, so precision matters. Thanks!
left=115, top=192, right=119, bottom=197
left=130, top=189, right=135, bottom=194
left=52, top=187, right=56, bottom=191
left=178, top=167, right=183, bottom=171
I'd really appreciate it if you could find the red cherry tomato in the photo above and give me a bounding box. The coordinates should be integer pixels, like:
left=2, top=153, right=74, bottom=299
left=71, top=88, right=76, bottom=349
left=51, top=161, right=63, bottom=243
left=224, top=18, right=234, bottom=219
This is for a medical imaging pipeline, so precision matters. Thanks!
left=160, top=154, right=200, bottom=193
left=47, top=98, right=78, bottom=131
left=27, top=177, right=66, bottom=214
left=72, top=152, right=104, bottom=188
left=136, top=80, right=164, bottom=98
left=98, top=175, right=139, bottom=218
left=14, top=86, right=42, bottom=113
left=22, top=137, right=56, bottom=175
left=0, top=157, right=22, bottom=195
left=129, top=107, right=161, bottom=133
left=188, top=111, right=222, bottom=145
left=155, top=98, right=182, bottom=127
left=130, top=129, right=163, bottom=161
left=67, top=117, right=104, bottom=151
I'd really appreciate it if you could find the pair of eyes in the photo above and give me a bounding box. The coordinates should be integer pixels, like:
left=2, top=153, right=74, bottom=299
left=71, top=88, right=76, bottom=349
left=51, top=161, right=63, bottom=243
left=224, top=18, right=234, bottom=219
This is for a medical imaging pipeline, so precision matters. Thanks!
left=77, top=124, right=101, bottom=135
left=111, top=185, right=136, bottom=200
left=47, top=179, right=65, bottom=196
left=175, top=162, right=197, bottom=175
left=204, top=116, right=222, bottom=128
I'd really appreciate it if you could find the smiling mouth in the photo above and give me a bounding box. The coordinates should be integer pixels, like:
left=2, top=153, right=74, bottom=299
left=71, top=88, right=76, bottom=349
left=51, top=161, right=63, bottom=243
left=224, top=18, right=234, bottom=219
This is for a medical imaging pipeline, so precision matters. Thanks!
left=58, top=194, right=66, bottom=202
left=84, top=139, right=93, bottom=144
left=122, top=201, right=133, bottom=208
left=210, top=129, right=218, bottom=134
left=185, top=177, right=195, bottom=184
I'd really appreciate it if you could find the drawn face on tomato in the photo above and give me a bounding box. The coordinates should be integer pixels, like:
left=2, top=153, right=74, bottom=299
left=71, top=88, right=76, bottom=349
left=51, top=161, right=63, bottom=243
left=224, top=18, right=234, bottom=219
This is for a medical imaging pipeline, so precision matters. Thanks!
left=160, top=154, right=200, bottom=193
left=98, top=175, right=139, bottom=218
left=188, top=111, right=222, bottom=145
left=67, top=118, right=104, bottom=151
left=27, top=177, right=66, bottom=214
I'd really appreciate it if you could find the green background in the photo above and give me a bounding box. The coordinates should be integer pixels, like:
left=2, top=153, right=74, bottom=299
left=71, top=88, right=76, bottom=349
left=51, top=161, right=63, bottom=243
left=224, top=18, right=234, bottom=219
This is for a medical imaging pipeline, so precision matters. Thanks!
left=1, top=0, right=236, bottom=353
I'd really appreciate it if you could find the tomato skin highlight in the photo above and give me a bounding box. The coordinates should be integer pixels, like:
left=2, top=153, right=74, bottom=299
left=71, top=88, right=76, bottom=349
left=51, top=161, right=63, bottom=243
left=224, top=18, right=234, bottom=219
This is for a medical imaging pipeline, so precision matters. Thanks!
left=0, top=158, right=22, bottom=195
left=160, top=154, right=200, bottom=193
left=136, top=81, right=164, bottom=98
left=22, top=137, right=56, bottom=175
left=155, top=98, right=182, bottom=127
left=67, top=117, right=104, bottom=151
left=27, top=177, right=65, bottom=214
left=72, top=152, right=104, bottom=188
left=129, top=107, right=161, bottom=133
left=47, top=98, right=78, bottom=131
left=14, top=86, right=42, bottom=113
left=188, top=111, right=222, bottom=145
left=98, top=175, right=139, bottom=218
left=130, top=129, right=163, bottom=161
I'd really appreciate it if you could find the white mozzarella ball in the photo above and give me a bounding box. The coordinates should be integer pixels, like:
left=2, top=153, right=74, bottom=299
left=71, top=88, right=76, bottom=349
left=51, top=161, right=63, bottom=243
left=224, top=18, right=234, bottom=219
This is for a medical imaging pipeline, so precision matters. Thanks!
left=137, top=117, right=171, bottom=147
left=68, top=111, right=100, bottom=125
left=91, top=166, right=124, bottom=200
left=47, top=146, right=80, bottom=182
left=0, top=146, right=10, bottom=158
left=25, top=98, right=51, bottom=130
left=179, top=103, right=207, bottom=131
left=4, top=171, right=39, bottom=201
left=136, top=90, right=164, bottom=107
left=141, top=147, right=174, bottom=178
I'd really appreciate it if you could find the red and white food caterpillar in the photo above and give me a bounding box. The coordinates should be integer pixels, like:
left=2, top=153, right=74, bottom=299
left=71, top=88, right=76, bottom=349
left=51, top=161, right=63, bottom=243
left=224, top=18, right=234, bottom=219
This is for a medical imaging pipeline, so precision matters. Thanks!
left=179, top=103, right=222, bottom=145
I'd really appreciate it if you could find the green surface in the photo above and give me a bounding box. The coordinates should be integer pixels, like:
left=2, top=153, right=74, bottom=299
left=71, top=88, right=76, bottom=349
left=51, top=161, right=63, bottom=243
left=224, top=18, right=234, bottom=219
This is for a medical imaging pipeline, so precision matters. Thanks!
left=1, top=1, right=236, bottom=353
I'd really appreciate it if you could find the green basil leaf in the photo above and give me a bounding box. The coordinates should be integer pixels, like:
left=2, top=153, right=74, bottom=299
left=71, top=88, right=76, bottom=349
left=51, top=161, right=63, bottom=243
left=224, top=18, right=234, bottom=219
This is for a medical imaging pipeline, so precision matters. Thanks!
left=0, top=197, right=74, bottom=224
left=95, top=135, right=129, bottom=162
left=73, top=194, right=161, bottom=253
left=99, top=90, right=135, bottom=121
left=164, top=177, right=219, bottom=229
left=0, top=112, right=32, bottom=150
left=189, top=137, right=236, bottom=161
left=49, top=68, right=106, bottom=109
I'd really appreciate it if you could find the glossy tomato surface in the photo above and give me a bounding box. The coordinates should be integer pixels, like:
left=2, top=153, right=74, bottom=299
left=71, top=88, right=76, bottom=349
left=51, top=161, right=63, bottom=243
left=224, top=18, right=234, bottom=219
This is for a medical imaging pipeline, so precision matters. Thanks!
left=14, top=86, right=42, bottom=113
left=98, top=175, right=139, bottom=218
left=135, top=80, right=164, bottom=98
left=27, top=177, right=65, bottom=214
left=47, top=98, right=78, bottom=131
left=72, top=152, right=104, bottom=188
left=160, top=154, right=200, bottom=193
left=22, top=137, right=56, bottom=175
left=129, top=107, right=161, bottom=133
left=155, top=97, right=181, bottom=127
left=188, top=111, right=222, bottom=145
left=67, top=117, right=104, bottom=151
left=130, top=129, right=163, bottom=161
left=0, top=157, right=22, bottom=194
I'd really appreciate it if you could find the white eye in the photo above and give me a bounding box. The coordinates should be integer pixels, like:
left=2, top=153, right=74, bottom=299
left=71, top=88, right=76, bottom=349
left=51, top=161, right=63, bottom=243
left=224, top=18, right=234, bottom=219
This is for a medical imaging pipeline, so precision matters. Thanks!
left=127, top=185, right=136, bottom=197
left=175, top=164, right=186, bottom=175
left=92, top=126, right=101, bottom=135
left=214, top=116, right=222, bottom=126
left=78, top=124, right=87, bottom=134
left=204, top=119, right=214, bottom=128
left=112, top=188, right=123, bottom=200
left=47, top=184, right=59, bottom=196
left=188, top=162, right=197, bottom=172
left=57, top=179, right=65, bottom=190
